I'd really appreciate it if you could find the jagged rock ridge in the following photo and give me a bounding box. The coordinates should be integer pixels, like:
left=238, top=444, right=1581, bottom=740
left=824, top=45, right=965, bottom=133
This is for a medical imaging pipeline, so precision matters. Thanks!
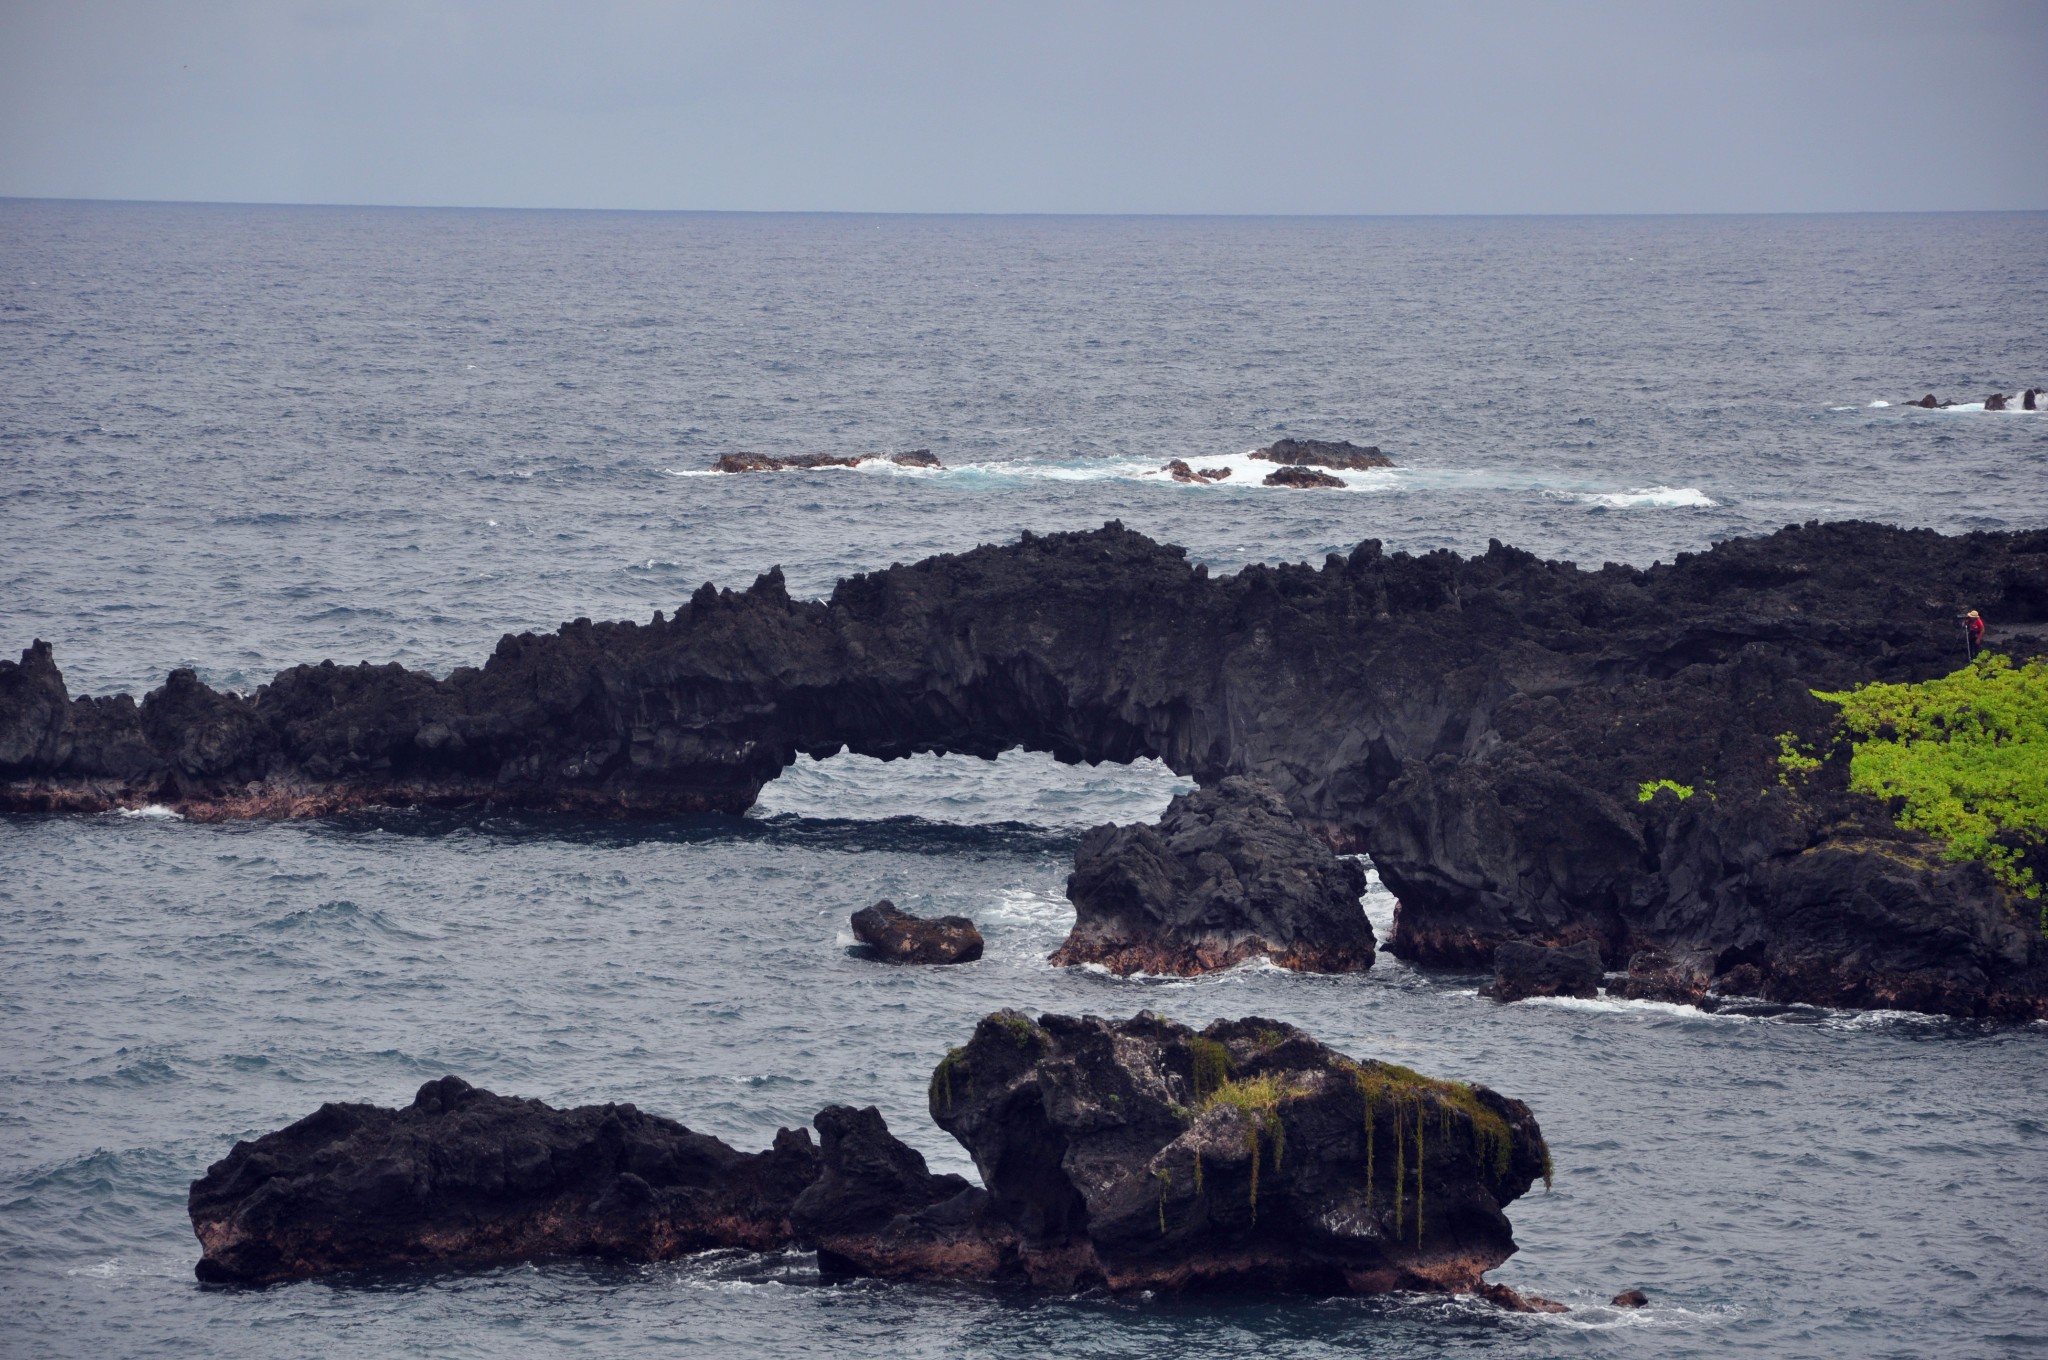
left=6, top=519, right=2046, bottom=1015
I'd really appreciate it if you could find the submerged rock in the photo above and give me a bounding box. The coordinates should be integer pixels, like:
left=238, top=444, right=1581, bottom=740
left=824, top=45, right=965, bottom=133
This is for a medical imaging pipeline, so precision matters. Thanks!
left=187, top=1075, right=821, bottom=1284
left=1487, top=939, right=1604, bottom=1003
left=914, top=1010, right=1549, bottom=1294
left=1250, top=437, right=1393, bottom=470
left=1613, top=1288, right=1650, bottom=1307
left=1050, top=776, right=1374, bottom=975
left=1261, top=464, right=1347, bottom=489
left=850, top=900, right=984, bottom=965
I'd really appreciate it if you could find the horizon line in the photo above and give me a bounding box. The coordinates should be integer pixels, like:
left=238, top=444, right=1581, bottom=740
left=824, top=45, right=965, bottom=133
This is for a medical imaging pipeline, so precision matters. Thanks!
left=4, top=194, right=2044, bottom=221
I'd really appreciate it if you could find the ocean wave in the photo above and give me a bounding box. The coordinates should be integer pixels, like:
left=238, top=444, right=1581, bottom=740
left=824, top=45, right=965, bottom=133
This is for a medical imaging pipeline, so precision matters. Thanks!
left=666, top=453, right=1715, bottom=509
left=1548, top=486, right=1716, bottom=510
left=115, top=804, right=182, bottom=820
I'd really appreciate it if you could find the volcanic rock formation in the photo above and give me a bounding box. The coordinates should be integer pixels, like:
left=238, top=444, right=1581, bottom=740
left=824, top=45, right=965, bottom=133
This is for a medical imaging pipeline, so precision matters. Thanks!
left=187, top=1075, right=821, bottom=1284
left=1250, top=437, right=1393, bottom=470
left=190, top=1013, right=1550, bottom=1301
left=918, top=1010, right=1548, bottom=1293
left=1163, top=459, right=1231, bottom=483
left=8, top=519, right=2048, bottom=1016
left=1486, top=940, right=1604, bottom=1003
left=1261, top=465, right=1348, bottom=489
left=1050, top=776, right=1374, bottom=975
left=850, top=900, right=985, bottom=965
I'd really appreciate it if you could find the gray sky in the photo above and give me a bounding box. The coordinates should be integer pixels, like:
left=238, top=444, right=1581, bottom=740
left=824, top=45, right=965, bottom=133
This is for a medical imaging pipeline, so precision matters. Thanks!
left=3, top=0, right=2044, bottom=214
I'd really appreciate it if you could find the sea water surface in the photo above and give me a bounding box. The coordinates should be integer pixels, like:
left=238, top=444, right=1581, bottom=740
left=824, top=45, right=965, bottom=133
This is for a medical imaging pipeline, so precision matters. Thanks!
left=2, top=203, right=2046, bottom=1358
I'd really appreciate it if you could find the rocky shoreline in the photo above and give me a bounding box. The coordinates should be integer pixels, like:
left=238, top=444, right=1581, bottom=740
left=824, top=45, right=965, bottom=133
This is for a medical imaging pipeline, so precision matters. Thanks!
left=5, top=520, right=2045, bottom=1018
left=190, top=1013, right=1553, bottom=1300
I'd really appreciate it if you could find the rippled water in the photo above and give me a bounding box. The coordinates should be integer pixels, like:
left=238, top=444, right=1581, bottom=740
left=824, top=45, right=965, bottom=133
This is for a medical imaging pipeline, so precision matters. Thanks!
left=2, top=203, right=2046, bottom=1358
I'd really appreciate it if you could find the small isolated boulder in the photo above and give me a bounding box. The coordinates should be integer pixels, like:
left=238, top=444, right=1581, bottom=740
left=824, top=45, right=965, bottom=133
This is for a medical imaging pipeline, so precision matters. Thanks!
left=1051, top=776, right=1374, bottom=975
left=1613, top=1288, right=1650, bottom=1307
left=187, top=1075, right=822, bottom=1284
left=851, top=900, right=984, bottom=965
left=1487, top=939, right=1604, bottom=1003
left=1251, top=437, right=1392, bottom=470
left=1262, top=464, right=1347, bottom=489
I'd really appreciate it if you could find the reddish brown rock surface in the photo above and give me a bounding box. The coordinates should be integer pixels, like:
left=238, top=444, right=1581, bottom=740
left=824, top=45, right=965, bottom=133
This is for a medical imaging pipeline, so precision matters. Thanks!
left=850, top=900, right=984, bottom=965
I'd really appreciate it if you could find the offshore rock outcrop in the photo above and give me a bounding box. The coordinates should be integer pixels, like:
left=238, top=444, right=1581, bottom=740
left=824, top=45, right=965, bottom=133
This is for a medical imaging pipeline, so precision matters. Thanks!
left=187, top=1075, right=821, bottom=1284
left=1261, top=465, right=1348, bottom=489
left=850, top=900, right=984, bottom=965
left=1486, top=940, right=1604, bottom=1003
left=8, top=518, right=2048, bottom=1016
left=1250, top=437, right=1393, bottom=470
left=715, top=449, right=940, bottom=472
left=1050, top=776, right=1374, bottom=975
left=191, top=1014, right=1550, bottom=1301
left=915, top=1011, right=1548, bottom=1294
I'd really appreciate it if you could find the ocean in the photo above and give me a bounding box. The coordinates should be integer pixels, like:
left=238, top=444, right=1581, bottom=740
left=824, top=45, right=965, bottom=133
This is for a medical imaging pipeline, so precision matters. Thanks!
left=2, top=201, right=2045, bottom=1358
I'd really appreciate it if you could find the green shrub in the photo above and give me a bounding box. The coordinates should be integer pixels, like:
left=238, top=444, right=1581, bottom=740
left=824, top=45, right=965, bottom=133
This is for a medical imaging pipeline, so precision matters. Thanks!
left=1815, top=654, right=2047, bottom=921
left=1636, top=779, right=1695, bottom=803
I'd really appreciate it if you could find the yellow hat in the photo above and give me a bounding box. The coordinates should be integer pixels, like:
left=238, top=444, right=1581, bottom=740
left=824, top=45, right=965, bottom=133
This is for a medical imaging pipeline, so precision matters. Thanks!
left=1966, top=610, right=1980, bottom=619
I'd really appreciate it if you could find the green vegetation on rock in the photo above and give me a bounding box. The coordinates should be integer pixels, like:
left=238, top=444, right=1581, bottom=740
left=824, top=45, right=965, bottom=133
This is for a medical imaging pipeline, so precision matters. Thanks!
left=1815, top=654, right=2048, bottom=920
left=1636, top=778, right=1695, bottom=803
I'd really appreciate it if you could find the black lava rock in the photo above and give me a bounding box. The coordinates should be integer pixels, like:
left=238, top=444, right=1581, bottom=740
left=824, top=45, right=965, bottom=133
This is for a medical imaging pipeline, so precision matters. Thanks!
left=1051, top=776, right=1373, bottom=975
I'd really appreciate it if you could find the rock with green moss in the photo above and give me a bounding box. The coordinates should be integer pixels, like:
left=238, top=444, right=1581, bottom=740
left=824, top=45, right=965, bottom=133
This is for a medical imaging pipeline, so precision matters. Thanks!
left=899, top=1009, right=1548, bottom=1297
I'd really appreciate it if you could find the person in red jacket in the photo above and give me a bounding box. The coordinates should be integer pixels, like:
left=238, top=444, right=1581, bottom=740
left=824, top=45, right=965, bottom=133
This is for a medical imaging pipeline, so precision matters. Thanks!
left=1965, top=609, right=1985, bottom=658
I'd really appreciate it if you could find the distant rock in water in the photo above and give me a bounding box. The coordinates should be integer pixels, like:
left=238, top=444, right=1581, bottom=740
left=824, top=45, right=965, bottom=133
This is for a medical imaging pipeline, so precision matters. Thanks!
left=1051, top=776, right=1374, bottom=975
left=913, top=1011, right=1550, bottom=1295
left=1486, top=939, right=1604, bottom=1003
left=1904, top=394, right=1947, bottom=409
left=1162, top=459, right=1231, bottom=483
left=850, top=900, right=984, bottom=965
left=1251, top=437, right=1392, bottom=470
left=187, top=1075, right=821, bottom=1285
left=1612, top=1288, right=1650, bottom=1308
left=1262, top=464, right=1347, bottom=489
left=1984, top=394, right=2009, bottom=411
left=715, top=449, right=939, bottom=473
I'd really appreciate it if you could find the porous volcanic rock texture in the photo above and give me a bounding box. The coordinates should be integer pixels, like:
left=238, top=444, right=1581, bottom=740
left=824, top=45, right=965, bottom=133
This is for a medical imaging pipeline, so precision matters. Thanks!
left=920, top=1011, right=1548, bottom=1294
left=1051, top=776, right=1374, bottom=974
left=187, top=1075, right=821, bottom=1284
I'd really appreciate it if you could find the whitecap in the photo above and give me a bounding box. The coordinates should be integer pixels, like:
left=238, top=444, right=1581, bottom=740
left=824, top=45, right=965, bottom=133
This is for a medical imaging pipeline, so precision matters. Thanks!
left=1550, top=486, right=1715, bottom=510
left=116, top=804, right=182, bottom=820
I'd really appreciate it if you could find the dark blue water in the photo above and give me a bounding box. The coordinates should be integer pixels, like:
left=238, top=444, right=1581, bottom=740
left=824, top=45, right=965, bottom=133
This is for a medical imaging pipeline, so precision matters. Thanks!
left=2, top=202, right=2046, bottom=1358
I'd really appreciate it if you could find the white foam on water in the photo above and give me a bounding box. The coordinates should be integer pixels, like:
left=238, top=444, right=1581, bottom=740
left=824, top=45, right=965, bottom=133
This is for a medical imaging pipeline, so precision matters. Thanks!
left=116, top=804, right=182, bottom=820
left=1549, top=486, right=1716, bottom=510
left=661, top=454, right=1715, bottom=509
left=1867, top=399, right=1892, bottom=407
